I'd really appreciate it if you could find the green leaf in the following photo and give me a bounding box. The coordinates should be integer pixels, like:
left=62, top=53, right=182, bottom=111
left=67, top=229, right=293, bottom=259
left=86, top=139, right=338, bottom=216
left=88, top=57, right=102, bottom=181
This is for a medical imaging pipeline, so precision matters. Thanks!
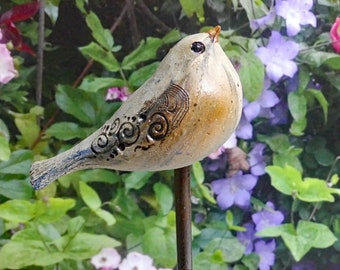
left=289, top=118, right=307, bottom=136
left=94, top=208, right=116, bottom=226
left=323, top=55, right=340, bottom=69
left=297, top=177, right=334, bottom=202
left=35, top=198, right=76, bottom=223
left=12, top=106, right=43, bottom=147
left=298, top=220, right=337, bottom=249
left=0, top=118, right=10, bottom=141
left=259, top=134, right=303, bottom=170
left=205, top=238, right=245, bottom=263
left=46, top=122, right=88, bottom=140
left=37, top=223, right=62, bottom=242
left=0, top=135, right=10, bottom=161
left=142, top=227, right=177, bottom=267
left=153, top=183, right=173, bottom=215
left=85, top=11, right=113, bottom=50
left=0, top=179, right=33, bottom=199
left=306, top=89, right=328, bottom=123
left=0, top=240, right=64, bottom=268
left=258, top=134, right=291, bottom=153
left=56, top=85, right=96, bottom=125
left=179, top=0, right=205, bottom=21
left=0, top=149, right=33, bottom=175
left=194, top=252, right=227, bottom=269
left=79, top=42, right=120, bottom=71
left=269, top=221, right=336, bottom=261
left=241, top=253, right=260, bottom=270
left=79, top=181, right=101, bottom=210
left=239, top=0, right=268, bottom=21
left=258, top=221, right=337, bottom=261
left=121, top=37, right=162, bottom=70
left=239, top=52, right=264, bottom=101
left=288, top=92, right=307, bottom=135
left=192, top=161, right=205, bottom=184
left=79, top=76, right=125, bottom=93
left=225, top=210, right=234, bottom=228
left=62, top=233, right=120, bottom=260
left=299, top=49, right=340, bottom=68
left=123, top=171, right=154, bottom=190
left=67, top=216, right=85, bottom=237
left=256, top=221, right=292, bottom=238
left=314, top=148, right=335, bottom=166
left=0, top=199, right=35, bottom=223
left=128, top=62, right=159, bottom=88
left=266, top=165, right=302, bottom=196
left=161, top=29, right=181, bottom=44
left=330, top=174, right=339, bottom=185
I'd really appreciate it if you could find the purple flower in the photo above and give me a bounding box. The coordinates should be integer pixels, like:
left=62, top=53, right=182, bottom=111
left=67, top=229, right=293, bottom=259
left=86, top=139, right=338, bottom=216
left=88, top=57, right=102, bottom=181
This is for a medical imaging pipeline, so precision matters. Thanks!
left=236, top=114, right=253, bottom=140
left=211, top=172, right=258, bottom=210
left=270, top=100, right=288, bottom=125
left=91, top=248, right=121, bottom=270
left=119, top=252, right=156, bottom=270
left=252, top=202, right=284, bottom=232
left=250, top=11, right=276, bottom=31
left=275, top=0, right=316, bottom=36
left=236, top=80, right=279, bottom=140
left=106, top=86, right=130, bottom=102
left=256, top=31, right=299, bottom=82
left=248, top=143, right=266, bottom=176
left=237, top=223, right=256, bottom=254
left=208, top=133, right=237, bottom=160
left=254, top=240, right=276, bottom=270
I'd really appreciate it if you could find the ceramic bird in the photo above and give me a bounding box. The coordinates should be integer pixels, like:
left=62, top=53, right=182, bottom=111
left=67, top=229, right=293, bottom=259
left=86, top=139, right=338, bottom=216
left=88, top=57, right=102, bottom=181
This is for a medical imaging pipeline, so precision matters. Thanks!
left=30, top=25, right=243, bottom=190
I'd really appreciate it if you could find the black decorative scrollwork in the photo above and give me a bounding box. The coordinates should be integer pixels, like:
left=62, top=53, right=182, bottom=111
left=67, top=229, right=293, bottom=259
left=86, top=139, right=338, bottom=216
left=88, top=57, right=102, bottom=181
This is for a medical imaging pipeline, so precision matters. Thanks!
left=118, top=122, right=139, bottom=145
left=148, top=113, right=169, bottom=141
left=90, top=83, right=190, bottom=159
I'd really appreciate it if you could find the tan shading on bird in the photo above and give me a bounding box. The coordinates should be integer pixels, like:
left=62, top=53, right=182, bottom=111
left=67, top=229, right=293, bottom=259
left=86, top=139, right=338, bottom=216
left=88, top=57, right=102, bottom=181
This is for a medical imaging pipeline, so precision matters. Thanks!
left=30, top=25, right=243, bottom=190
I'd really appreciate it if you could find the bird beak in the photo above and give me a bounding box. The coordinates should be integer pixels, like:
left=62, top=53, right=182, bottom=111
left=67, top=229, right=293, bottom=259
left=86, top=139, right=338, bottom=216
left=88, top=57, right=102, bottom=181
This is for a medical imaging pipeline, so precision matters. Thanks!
left=208, top=25, right=221, bottom=43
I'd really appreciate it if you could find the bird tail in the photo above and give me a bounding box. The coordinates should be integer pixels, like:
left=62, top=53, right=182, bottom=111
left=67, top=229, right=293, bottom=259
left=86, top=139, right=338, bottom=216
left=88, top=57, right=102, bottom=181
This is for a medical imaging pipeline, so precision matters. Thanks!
left=30, top=146, right=94, bottom=190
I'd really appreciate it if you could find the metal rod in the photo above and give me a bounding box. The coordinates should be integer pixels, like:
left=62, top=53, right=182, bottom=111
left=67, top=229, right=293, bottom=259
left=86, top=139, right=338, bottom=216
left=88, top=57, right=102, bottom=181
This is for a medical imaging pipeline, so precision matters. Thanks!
left=174, top=166, right=192, bottom=270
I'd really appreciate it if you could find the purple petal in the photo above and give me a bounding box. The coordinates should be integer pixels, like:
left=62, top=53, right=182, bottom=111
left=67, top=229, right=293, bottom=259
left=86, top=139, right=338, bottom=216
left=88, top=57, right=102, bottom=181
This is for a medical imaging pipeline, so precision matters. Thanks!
left=236, top=116, right=253, bottom=140
left=211, top=179, right=227, bottom=195
left=234, top=189, right=251, bottom=208
left=237, top=223, right=256, bottom=254
left=286, top=16, right=302, bottom=36
left=216, top=192, right=234, bottom=210
left=244, top=101, right=261, bottom=121
left=255, top=47, right=271, bottom=65
left=255, top=240, right=276, bottom=270
left=266, top=63, right=285, bottom=82
left=259, top=90, right=279, bottom=108
left=239, top=174, right=258, bottom=190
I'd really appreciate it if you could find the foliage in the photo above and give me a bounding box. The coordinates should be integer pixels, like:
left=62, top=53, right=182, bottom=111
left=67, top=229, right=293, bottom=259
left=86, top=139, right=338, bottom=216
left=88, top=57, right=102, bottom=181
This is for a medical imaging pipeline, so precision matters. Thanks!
left=0, top=0, right=340, bottom=269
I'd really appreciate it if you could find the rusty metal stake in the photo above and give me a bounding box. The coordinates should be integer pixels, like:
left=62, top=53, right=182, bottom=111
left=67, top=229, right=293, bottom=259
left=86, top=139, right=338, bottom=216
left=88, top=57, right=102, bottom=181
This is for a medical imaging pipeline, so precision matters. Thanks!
left=174, top=166, right=192, bottom=270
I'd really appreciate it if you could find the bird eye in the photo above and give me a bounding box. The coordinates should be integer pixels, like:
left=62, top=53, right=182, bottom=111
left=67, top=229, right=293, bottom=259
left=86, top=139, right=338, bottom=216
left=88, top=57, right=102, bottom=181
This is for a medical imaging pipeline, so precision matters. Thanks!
left=191, top=42, right=205, bottom=54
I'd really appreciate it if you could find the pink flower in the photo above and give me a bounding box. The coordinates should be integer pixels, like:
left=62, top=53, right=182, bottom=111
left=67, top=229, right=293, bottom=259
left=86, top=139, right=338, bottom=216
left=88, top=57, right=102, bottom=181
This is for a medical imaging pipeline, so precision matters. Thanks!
left=106, top=86, right=130, bottom=102
left=91, top=248, right=121, bottom=270
left=330, top=17, right=340, bottom=54
left=208, top=133, right=237, bottom=159
left=118, top=252, right=156, bottom=270
left=0, top=43, right=17, bottom=84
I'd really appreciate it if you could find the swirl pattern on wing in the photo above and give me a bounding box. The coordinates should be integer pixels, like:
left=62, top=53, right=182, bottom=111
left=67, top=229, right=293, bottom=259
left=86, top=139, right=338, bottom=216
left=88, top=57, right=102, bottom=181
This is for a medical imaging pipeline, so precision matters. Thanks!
left=90, top=83, right=189, bottom=159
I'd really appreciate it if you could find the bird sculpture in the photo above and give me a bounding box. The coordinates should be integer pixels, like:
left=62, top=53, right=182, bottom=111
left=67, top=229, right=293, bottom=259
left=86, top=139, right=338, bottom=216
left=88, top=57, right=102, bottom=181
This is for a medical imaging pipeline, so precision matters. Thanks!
left=30, top=25, right=243, bottom=190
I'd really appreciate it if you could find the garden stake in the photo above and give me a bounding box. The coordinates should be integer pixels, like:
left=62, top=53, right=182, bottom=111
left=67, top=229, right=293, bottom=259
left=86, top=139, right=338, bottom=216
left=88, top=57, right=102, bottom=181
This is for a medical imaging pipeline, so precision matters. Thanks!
left=174, top=166, right=192, bottom=270
left=30, top=25, right=242, bottom=190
